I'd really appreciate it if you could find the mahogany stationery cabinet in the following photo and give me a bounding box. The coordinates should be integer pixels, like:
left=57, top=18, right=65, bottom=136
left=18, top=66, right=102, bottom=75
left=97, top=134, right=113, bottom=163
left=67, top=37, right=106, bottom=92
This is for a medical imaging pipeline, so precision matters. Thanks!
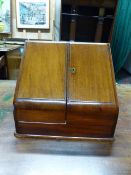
left=13, top=41, right=119, bottom=139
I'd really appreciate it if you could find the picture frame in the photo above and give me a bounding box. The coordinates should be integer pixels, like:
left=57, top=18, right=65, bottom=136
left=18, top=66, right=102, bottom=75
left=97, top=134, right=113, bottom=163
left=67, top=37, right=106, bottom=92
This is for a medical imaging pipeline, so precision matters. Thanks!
left=0, top=0, right=11, bottom=33
left=16, top=0, right=50, bottom=29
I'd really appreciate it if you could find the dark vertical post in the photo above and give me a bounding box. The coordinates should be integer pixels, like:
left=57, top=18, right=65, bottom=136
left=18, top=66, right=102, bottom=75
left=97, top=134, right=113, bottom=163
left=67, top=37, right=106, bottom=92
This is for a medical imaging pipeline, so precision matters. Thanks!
left=95, top=7, right=105, bottom=42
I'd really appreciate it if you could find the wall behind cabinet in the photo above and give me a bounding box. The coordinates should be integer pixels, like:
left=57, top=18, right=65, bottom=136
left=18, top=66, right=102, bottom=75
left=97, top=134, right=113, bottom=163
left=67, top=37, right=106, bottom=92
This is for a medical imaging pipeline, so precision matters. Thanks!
left=54, top=0, right=61, bottom=40
left=11, top=0, right=56, bottom=40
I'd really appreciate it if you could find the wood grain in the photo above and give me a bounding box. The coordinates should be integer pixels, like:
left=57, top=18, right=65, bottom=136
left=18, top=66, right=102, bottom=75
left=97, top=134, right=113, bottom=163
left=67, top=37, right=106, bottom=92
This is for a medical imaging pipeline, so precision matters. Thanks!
left=14, top=109, right=66, bottom=123
left=66, top=43, right=118, bottom=137
left=14, top=42, right=67, bottom=123
left=68, top=43, right=116, bottom=103
left=6, top=48, right=21, bottom=80
left=15, top=122, right=114, bottom=138
left=14, top=42, right=118, bottom=138
left=16, top=42, right=67, bottom=99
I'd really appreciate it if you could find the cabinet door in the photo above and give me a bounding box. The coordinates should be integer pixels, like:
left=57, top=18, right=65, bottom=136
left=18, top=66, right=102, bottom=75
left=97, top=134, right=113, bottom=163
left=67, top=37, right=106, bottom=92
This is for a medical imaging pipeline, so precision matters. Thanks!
left=15, top=42, right=67, bottom=123
left=67, top=43, right=118, bottom=137
left=68, top=43, right=116, bottom=103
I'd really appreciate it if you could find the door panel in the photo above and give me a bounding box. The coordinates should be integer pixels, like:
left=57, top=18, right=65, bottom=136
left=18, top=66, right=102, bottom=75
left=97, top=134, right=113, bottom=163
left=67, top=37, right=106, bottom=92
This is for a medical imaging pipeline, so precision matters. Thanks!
left=68, top=43, right=116, bottom=103
left=17, top=42, right=67, bottom=100
left=15, top=42, right=67, bottom=123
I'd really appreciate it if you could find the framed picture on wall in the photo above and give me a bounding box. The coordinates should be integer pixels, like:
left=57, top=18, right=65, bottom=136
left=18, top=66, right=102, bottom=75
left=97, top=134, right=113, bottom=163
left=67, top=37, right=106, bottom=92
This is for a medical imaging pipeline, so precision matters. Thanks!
left=16, top=0, right=50, bottom=29
left=0, top=0, right=11, bottom=33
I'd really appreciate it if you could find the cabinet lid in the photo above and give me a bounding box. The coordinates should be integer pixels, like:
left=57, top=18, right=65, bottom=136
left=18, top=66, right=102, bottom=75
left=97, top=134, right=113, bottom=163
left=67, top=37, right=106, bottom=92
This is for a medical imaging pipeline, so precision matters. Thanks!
left=68, top=43, right=117, bottom=104
left=14, top=42, right=67, bottom=110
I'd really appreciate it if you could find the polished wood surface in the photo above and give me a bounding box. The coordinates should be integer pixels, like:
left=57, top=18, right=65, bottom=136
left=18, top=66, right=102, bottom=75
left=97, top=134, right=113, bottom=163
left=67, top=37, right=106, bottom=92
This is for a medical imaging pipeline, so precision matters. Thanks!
left=69, top=43, right=116, bottom=102
left=67, top=43, right=118, bottom=138
left=0, top=81, right=131, bottom=175
left=16, top=42, right=66, bottom=99
left=14, top=42, right=118, bottom=138
left=15, top=109, right=66, bottom=123
left=14, top=42, right=67, bottom=123
left=6, top=48, right=21, bottom=80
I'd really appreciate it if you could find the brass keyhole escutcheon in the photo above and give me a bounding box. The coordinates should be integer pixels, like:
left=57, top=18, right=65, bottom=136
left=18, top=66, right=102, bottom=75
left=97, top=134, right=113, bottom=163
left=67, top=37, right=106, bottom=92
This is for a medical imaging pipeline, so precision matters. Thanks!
left=69, top=67, right=76, bottom=74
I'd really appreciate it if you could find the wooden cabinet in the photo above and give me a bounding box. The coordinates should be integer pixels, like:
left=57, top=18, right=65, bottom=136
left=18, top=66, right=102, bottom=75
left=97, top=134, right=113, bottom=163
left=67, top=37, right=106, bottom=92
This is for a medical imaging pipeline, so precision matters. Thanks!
left=0, top=45, right=24, bottom=80
left=61, top=0, right=117, bottom=42
left=6, top=47, right=22, bottom=80
left=14, top=41, right=119, bottom=139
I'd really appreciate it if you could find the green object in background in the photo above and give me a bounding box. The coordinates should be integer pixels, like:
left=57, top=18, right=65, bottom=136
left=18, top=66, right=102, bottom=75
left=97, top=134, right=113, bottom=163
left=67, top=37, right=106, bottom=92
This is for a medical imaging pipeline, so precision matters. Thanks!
left=0, top=0, right=3, bottom=8
left=111, top=0, right=131, bottom=74
left=2, top=94, right=12, bottom=102
left=0, top=0, right=4, bottom=23
left=0, top=21, right=5, bottom=32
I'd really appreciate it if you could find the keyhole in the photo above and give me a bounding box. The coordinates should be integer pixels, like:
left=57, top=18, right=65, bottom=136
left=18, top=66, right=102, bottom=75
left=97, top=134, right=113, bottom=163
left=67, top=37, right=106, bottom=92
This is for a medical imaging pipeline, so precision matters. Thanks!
left=69, top=67, right=76, bottom=74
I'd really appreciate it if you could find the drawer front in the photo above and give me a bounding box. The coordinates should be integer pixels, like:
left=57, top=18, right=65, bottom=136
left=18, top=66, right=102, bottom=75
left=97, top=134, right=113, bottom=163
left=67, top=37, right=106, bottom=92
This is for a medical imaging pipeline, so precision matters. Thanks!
left=15, top=109, right=66, bottom=124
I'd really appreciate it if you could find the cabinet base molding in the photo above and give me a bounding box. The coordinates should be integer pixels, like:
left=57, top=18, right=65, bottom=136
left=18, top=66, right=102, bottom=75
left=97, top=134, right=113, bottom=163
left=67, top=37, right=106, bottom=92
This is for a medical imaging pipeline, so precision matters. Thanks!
left=14, top=132, right=114, bottom=141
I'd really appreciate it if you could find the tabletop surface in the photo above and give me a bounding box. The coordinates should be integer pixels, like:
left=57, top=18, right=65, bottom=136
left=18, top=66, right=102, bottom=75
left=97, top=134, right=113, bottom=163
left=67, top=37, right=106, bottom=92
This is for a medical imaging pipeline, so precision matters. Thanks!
left=0, top=80, right=131, bottom=175
left=0, top=44, right=20, bottom=52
